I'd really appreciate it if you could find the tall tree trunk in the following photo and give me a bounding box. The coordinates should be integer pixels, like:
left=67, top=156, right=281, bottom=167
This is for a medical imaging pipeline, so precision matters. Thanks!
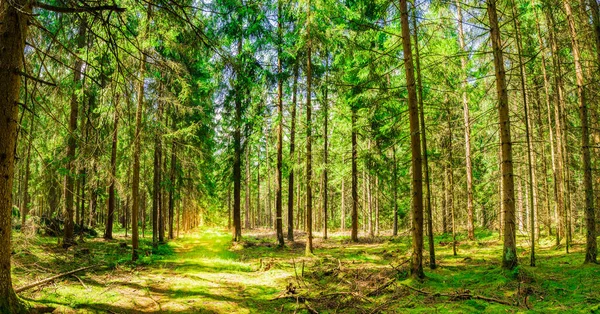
left=305, top=0, right=314, bottom=255
left=511, top=1, right=536, bottom=266
left=63, top=19, right=87, bottom=248
left=105, top=96, right=119, bottom=240
left=341, top=176, right=345, bottom=232
left=168, top=121, right=176, bottom=240
left=322, top=55, right=329, bottom=240
left=287, top=63, right=299, bottom=241
left=564, top=0, right=596, bottom=263
left=446, top=121, right=456, bottom=257
left=533, top=4, right=557, bottom=237
left=546, top=5, right=567, bottom=246
left=351, top=108, right=359, bottom=242
left=233, top=35, right=243, bottom=242
left=21, top=112, right=34, bottom=232
left=131, top=5, right=151, bottom=260
left=456, top=0, right=475, bottom=240
left=275, top=0, right=284, bottom=246
left=160, top=113, right=167, bottom=242
left=400, top=0, right=424, bottom=279
left=392, top=146, right=399, bottom=236
left=152, top=100, right=163, bottom=248
left=413, top=7, right=435, bottom=268
left=0, top=0, right=30, bottom=311
left=488, top=0, right=517, bottom=269
left=245, top=143, right=251, bottom=229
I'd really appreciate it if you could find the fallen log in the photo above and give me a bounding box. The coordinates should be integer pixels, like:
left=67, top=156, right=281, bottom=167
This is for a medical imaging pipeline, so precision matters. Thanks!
left=399, top=283, right=514, bottom=306
left=15, top=264, right=99, bottom=293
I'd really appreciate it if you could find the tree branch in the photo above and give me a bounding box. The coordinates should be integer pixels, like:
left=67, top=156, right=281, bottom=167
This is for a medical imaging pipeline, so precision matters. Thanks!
left=33, top=1, right=125, bottom=13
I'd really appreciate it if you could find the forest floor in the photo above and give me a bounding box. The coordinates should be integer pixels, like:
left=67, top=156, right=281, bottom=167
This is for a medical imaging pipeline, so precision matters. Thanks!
left=11, top=227, right=600, bottom=313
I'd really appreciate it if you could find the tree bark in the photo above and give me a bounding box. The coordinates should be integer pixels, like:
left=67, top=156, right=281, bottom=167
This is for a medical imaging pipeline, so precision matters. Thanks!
left=488, top=0, right=517, bottom=269
left=563, top=0, right=596, bottom=263
left=0, top=0, right=31, bottom=311
left=400, top=0, right=424, bottom=279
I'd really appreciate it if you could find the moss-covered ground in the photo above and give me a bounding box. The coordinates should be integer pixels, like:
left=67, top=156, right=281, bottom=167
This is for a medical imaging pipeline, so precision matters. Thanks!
left=11, top=228, right=600, bottom=313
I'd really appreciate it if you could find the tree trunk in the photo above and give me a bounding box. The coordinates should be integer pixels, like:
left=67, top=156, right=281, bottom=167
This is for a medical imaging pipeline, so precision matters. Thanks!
left=160, top=113, right=168, bottom=241
left=546, top=5, right=567, bottom=247
left=351, top=108, right=359, bottom=242
left=168, top=128, right=176, bottom=240
left=287, top=63, right=299, bottom=241
left=105, top=97, right=119, bottom=240
left=0, top=0, right=30, bottom=311
left=275, top=0, right=284, bottom=246
left=305, top=0, right=314, bottom=255
left=456, top=0, right=475, bottom=240
left=63, top=19, right=87, bottom=248
left=532, top=4, right=557, bottom=237
left=510, top=1, right=536, bottom=266
left=322, top=55, right=329, bottom=240
left=488, top=0, right=517, bottom=269
left=233, top=35, right=243, bottom=242
left=21, top=112, right=34, bottom=232
left=446, top=105, right=456, bottom=257
left=564, top=0, right=596, bottom=263
left=392, top=146, right=399, bottom=236
left=245, top=143, right=251, bottom=229
left=341, top=176, right=346, bottom=232
left=400, top=0, right=424, bottom=279
left=152, top=100, right=163, bottom=249
left=131, top=5, right=151, bottom=260
left=413, top=8, right=435, bottom=268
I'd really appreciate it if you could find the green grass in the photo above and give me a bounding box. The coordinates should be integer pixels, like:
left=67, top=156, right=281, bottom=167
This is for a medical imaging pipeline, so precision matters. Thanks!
left=11, top=227, right=600, bottom=313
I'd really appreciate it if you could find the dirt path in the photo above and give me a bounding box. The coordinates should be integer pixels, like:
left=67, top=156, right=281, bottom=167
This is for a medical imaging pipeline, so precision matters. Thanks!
left=25, top=230, right=291, bottom=313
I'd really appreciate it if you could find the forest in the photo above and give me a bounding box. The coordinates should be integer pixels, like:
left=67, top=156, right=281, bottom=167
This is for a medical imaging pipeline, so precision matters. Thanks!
left=1, top=0, right=599, bottom=312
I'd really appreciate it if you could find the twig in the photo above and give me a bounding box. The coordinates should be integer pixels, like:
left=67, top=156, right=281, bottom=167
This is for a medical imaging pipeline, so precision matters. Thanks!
left=15, top=264, right=99, bottom=293
left=72, top=274, right=88, bottom=290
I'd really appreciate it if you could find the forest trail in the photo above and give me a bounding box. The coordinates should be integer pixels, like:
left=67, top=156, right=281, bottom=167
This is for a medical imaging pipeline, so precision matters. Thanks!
left=21, top=230, right=290, bottom=314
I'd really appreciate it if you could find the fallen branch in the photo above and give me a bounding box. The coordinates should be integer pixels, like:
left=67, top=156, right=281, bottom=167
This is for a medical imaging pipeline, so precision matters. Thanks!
left=367, top=278, right=397, bottom=297
left=399, top=284, right=514, bottom=306
left=15, top=264, right=99, bottom=293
